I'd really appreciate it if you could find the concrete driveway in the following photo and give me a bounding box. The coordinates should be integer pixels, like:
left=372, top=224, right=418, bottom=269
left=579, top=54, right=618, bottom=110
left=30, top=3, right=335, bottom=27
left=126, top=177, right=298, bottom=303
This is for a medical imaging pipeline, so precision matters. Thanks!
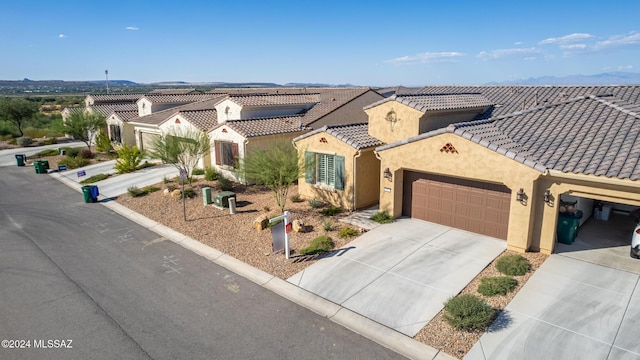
left=465, top=255, right=640, bottom=360
left=288, top=218, right=506, bottom=336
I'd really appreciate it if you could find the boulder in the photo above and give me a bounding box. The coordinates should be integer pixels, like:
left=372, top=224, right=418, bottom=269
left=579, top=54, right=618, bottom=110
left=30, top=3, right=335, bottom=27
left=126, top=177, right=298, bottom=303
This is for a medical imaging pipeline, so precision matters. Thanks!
left=292, top=219, right=308, bottom=233
left=171, top=189, right=182, bottom=198
left=163, top=189, right=170, bottom=196
left=254, top=214, right=269, bottom=231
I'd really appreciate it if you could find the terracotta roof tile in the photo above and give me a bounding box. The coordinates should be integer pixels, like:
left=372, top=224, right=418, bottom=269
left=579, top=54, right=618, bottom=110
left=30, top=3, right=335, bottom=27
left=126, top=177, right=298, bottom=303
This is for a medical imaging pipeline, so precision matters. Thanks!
left=294, top=123, right=383, bottom=150
left=226, top=93, right=320, bottom=106
left=90, top=103, right=138, bottom=117
left=221, top=115, right=306, bottom=138
left=141, top=93, right=219, bottom=104
left=364, top=93, right=494, bottom=112
left=130, top=97, right=224, bottom=125
left=176, top=110, right=218, bottom=132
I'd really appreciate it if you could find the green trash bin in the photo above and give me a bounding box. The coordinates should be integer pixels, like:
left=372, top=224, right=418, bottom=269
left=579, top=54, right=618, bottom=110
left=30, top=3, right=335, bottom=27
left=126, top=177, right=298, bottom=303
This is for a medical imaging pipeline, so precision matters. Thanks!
left=15, top=154, right=25, bottom=166
left=557, top=211, right=583, bottom=244
left=34, top=160, right=47, bottom=174
left=202, top=187, right=212, bottom=205
left=82, top=185, right=99, bottom=203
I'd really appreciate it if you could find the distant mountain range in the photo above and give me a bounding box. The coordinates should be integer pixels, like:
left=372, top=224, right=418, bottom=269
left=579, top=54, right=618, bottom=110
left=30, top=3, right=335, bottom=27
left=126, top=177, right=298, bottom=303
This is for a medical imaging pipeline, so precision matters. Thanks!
left=485, top=72, right=640, bottom=86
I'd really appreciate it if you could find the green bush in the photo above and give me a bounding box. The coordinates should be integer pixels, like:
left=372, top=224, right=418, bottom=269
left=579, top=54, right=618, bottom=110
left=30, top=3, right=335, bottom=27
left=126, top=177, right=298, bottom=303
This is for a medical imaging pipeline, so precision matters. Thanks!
left=95, top=130, right=112, bottom=152
left=115, top=144, right=146, bottom=174
left=217, top=174, right=234, bottom=191
left=370, top=211, right=395, bottom=224
left=182, top=188, right=197, bottom=199
left=320, top=206, right=343, bottom=216
left=338, top=226, right=359, bottom=238
left=34, top=149, right=60, bottom=157
left=308, top=198, right=322, bottom=208
left=128, top=185, right=160, bottom=198
left=477, top=276, right=519, bottom=296
left=290, top=193, right=303, bottom=203
left=323, top=219, right=333, bottom=232
left=79, top=173, right=110, bottom=184
left=443, top=294, right=495, bottom=330
left=300, top=235, right=335, bottom=255
left=496, top=254, right=530, bottom=276
left=8, top=138, right=17, bottom=145
left=61, top=147, right=80, bottom=158
left=191, top=167, right=205, bottom=175
left=204, top=166, right=218, bottom=181
left=41, top=138, right=57, bottom=145
left=16, top=136, right=33, bottom=147
left=79, top=148, right=94, bottom=159
left=57, top=156, right=90, bottom=169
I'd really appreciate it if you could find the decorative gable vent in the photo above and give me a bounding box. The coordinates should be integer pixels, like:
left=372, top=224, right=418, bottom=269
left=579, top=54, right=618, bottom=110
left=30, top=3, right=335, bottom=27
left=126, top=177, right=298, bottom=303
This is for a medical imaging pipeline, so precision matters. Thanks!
left=440, top=143, right=458, bottom=154
left=175, top=118, right=181, bottom=124
left=320, top=137, right=328, bottom=143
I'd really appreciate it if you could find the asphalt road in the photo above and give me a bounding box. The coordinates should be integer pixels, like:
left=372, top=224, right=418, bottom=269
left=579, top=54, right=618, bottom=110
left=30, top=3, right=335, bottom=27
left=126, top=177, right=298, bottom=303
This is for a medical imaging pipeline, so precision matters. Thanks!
left=0, top=165, right=404, bottom=360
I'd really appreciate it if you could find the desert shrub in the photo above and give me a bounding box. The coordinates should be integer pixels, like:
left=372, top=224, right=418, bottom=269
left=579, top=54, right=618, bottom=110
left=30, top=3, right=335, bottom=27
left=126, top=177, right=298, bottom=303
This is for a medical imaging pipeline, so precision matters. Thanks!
left=477, top=276, right=519, bottom=296
left=204, top=166, right=218, bottom=181
left=308, top=198, right=322, bottom=208
left=217, top=174, right=234, bottom=191
left=127, top=185, right=160, bottom=198
left=8, top=138, right=17, bottom=145
left=443, top=294, right=495, bottom=330
left=34, top=149, right=60, bottom=157
left=41, top=138, right=57, bottom=145
left=163, top=176, right=172, bottom=184
left=300, top=235, right=335, bottom=255
left=496, top=254, right=530, bottom=276
left=115, top=144, right=146, bottom=174
left=61, top=147, right=80, bottom=158
left=290, top=194, right=303, bottom=203
left=95, top=130, right=112, bottom=152
left=338, top=226, right=359, bottom=239
left=320, top=206, right=343, bottom=216
left=16, top=136, right=33, bottom=147
left=182, top=188, right=197, bottom=199
left=79, top=148, right=94, bottom=159
left=23, top=128, right=48, bottom=138
left=191, top=167, right=205, bottom=175
left=137, top=160, right=155, bottom=170
left=323, top=219, right=333, bottom=231
left=263, top=206, right=271, bottom=212
left=370, top=211, right=395, bottom=224
left=57, top=156, right=90, bottom=169
left=79, top=173, right=110, bottom=184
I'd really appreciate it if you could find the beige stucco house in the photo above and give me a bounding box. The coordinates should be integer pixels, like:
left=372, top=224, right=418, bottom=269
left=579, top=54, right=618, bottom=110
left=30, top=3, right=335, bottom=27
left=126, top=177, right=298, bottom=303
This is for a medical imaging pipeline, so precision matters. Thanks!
left=296, top=86, right=640, bottom=255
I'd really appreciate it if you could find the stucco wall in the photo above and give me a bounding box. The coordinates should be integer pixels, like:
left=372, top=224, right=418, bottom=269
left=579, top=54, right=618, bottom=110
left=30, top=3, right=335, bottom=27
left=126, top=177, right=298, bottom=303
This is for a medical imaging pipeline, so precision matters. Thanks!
left=355, top=149, right=380, bottom=209
left=295, top=132, right=358, bottom=210
left=366, top=102, right=425, bottom=144
left=377, top=132, right=541, bottom=252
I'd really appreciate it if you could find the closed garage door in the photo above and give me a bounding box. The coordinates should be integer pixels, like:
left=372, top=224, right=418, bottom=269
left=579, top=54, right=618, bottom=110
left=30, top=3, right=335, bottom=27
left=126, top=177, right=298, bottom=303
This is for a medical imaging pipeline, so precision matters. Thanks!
left=139, top=132, right=160, bottom=152
left=403, top=172, right=511, bottom=239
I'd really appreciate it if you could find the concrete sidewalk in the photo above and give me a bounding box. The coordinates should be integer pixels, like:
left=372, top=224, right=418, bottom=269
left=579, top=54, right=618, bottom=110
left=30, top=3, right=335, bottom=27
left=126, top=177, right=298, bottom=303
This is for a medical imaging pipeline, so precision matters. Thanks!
left=288, top=219, right=506, bottom=336
left=465, top=255, right=640, bottom=360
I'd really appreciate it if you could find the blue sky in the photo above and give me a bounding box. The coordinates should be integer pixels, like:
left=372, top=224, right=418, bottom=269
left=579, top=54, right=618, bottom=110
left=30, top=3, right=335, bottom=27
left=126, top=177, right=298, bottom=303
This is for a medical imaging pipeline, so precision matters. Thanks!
left=2, top=0, right=639, bottom=86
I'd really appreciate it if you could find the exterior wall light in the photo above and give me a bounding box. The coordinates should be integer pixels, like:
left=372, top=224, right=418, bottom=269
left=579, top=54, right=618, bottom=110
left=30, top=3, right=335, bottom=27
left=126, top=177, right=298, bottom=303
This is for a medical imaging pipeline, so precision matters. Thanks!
left=383, top=168, right=393, bottom=182
left=544, top=189, right=552, bottom=203
left=516, top=188, right=525, bottom=202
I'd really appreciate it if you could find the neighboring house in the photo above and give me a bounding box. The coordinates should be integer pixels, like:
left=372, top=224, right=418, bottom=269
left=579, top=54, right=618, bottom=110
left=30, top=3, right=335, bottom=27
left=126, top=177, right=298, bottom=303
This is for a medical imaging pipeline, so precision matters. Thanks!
left=105, top=110, right=139, bottom=146
left=294, top=123, right=383, bottom=210
left=295, top=85, right=640, bottom=255
left=136, top=93, right=219, bottom=116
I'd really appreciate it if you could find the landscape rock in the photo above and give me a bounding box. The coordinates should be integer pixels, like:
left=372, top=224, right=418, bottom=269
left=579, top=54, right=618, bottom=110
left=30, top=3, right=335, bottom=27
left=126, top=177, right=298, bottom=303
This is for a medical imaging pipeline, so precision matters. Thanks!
left=171, top=189, right=182, bottom=198
left=254, top=214, right=269, bottom=231
left=292, top=219, right=309, bottom=233
left=163, top=189, right=170, bottom=196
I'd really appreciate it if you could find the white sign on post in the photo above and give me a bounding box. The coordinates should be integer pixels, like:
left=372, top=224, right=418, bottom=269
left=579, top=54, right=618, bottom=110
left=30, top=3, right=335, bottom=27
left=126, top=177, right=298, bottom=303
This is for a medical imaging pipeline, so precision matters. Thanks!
left=269, top=211, right=290, bottom=259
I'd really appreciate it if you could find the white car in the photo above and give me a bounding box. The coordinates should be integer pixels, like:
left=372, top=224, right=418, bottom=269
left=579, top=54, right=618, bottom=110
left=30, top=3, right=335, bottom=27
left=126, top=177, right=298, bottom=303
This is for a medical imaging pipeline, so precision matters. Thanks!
left=633, top=223, right=640, bottom=259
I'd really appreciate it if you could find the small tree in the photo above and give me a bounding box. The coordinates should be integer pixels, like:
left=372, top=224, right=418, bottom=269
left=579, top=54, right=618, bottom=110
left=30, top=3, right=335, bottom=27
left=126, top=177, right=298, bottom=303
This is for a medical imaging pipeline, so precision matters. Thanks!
left=0, top=97, right=39, bottom=137
left=95, top=129, right=113, bottom=152
left=148, top=126, right=210, bottom=186
left=241, top=141, right=302, bottom=213
left=63, top=110, right=106, bottom=152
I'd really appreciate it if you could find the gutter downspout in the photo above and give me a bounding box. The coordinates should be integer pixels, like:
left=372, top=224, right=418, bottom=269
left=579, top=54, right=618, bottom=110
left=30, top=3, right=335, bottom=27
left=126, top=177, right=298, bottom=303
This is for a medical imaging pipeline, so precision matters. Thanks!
left=353, top=149, right=362, bottom=211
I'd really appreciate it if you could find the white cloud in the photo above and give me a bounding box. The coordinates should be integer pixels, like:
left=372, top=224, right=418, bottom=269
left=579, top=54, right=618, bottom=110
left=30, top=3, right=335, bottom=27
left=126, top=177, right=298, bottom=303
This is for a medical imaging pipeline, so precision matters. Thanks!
left=58, top=34, right=66, bottom=38
left=559, top=44, right=587, bottom=50
left=618, top=65, right=634, bottom=70
left=514, top=41, right=523, bottom=45
left=126, top=26, right=139, bottom=31
left=593, top=31, right=640, bottom=50
left=538, top=33, right=593, bottom=45
left=477, top=48, right=541, bottom=60
left=385, top=52, right=464, bottom=65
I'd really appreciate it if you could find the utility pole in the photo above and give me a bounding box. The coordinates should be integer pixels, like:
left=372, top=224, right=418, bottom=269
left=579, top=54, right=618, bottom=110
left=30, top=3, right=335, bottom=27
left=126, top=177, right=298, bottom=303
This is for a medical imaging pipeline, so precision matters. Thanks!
left=105, top=70, right=110, bottom=94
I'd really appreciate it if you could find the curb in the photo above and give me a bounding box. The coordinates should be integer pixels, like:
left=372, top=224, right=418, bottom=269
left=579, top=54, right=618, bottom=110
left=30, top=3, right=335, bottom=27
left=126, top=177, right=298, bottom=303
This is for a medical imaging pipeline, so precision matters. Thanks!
left=51, top=172, right=455, bottom=360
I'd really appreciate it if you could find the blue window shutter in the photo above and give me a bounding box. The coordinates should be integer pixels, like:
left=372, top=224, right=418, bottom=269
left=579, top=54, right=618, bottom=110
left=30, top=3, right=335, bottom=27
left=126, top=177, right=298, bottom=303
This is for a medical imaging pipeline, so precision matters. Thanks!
left=305, top=152, right=315, bottom=184
left=334, top=155, right=345, bottom=190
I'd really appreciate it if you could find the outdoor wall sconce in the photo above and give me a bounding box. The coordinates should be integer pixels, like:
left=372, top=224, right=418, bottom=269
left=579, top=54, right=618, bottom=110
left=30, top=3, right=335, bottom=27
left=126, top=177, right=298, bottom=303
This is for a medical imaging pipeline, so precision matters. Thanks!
left=544, top=189, right=552, bottom=203
left=516, top=188, right=525, bottom=202
left=383, top=168, right=393, bottom=182
left=385, top=109, right=400, bottom=131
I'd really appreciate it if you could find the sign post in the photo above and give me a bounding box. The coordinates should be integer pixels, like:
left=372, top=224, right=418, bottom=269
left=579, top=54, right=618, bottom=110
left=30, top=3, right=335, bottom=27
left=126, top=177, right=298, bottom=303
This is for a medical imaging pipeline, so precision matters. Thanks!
left=180, top=168, right=187, bottom=221
left=269, top=211, right=290, bottom=259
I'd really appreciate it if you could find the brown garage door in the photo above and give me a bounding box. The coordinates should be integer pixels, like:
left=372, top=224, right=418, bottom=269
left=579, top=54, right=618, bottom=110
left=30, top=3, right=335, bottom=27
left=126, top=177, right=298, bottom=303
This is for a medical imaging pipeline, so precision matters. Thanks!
left=404, top=172, right=511, bottom=239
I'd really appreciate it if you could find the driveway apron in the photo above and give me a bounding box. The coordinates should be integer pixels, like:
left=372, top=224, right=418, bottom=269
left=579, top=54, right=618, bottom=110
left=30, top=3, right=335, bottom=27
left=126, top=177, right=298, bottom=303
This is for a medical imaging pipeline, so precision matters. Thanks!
left=288, top=218, right=506, bottom=336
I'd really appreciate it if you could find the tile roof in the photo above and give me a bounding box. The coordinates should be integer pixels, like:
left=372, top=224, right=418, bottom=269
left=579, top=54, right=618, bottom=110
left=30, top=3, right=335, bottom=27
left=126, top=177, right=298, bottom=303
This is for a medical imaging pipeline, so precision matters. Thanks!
left=416, top=85, right=640, bottom=119
left=148, top=88, right=202, bottom=95
left=294, top=123, right=383, bottom=150
left=219, top=115, right=306, bottom=138
left=110, top=110, right=139, bottom=122
left=300, top=87, right=374, bottom=126
left=378, top=95, right=640, bottom=180
left=375, top=86, right=424, bottom=97
left=175, top=110, right=218, bottom=132
left=90, top=103, right=138, bottom=117
left=88, top=93, right=144, bottom=103
left=140, top=93, right=220, bottom=104
left=364, top=93, right=494, bottom=112
left=130, top=97, right=224, bottom=125
left=226, top=93, right=320, bottom=106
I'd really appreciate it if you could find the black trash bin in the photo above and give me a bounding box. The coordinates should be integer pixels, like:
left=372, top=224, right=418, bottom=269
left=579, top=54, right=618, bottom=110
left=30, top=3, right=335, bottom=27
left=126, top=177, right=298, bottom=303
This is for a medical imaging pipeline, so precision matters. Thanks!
left=15, top=154, right=26, bottom=166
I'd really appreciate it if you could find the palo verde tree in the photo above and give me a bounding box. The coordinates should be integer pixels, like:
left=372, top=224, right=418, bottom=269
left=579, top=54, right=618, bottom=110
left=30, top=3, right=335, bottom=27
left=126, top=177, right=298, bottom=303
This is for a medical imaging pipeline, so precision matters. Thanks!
left=0, top=97, right=39, bottom=137
left=240, top=141, right=303, bottom=213
left=63, top=110, right=106, bottom=152
left=148, top=126, right=210, bottom=186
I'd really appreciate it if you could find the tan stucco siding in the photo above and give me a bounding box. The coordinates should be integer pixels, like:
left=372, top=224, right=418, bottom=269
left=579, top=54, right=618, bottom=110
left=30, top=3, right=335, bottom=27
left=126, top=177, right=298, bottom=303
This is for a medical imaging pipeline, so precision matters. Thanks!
left=355, top=149, right=380, bottom=209
left=366, top=102, right=424, bottom=144
left=532, top=174, right=640, bottom=254
left=295, top=132, right=359, bottom=210
left=377, top=133, right=541, bottom=252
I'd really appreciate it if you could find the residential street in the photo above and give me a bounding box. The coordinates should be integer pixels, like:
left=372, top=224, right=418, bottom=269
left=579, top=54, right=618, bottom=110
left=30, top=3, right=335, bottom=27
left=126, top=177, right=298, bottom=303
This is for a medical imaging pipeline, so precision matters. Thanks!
left=0, top=165, right=403, bottom=360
